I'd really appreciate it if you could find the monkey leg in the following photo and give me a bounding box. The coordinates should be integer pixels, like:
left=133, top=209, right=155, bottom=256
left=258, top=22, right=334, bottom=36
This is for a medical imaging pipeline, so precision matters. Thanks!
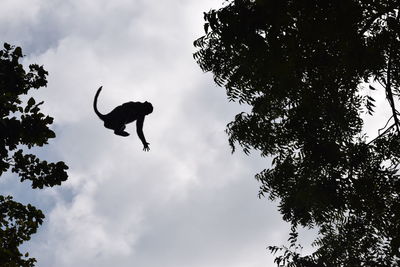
left=113, top=125, right=130, bottom=137
left=114, top=130, right=130, bottom=137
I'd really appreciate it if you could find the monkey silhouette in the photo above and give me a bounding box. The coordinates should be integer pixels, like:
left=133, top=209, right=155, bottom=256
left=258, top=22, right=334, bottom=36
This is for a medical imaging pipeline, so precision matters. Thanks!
left=93, top=86, right=153, bottom=151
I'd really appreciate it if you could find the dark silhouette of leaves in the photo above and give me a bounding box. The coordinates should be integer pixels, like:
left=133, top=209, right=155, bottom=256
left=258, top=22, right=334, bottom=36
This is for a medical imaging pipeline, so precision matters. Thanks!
left=0, top=43, right=69, bottom=265
left=0, top=195, right=44, bottom=267
left=194, top=0, right=400, bottom=265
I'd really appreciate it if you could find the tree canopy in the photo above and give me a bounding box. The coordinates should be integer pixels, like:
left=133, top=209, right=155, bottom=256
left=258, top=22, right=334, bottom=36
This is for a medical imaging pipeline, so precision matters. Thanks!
left=0, top=43, right=68, bottom=266
left=194, top=0, right=400, bottom=265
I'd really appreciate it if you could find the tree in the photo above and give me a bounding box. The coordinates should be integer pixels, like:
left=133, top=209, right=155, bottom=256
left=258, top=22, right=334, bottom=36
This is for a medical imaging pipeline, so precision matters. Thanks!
left=0, top=43, right=68, bottom=266
left=194, top=0, right=400, bottom=265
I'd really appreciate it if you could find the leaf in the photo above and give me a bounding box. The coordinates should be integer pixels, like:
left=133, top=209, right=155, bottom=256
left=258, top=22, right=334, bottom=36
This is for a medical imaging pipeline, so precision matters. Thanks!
left=204, top=23, right=210, bottom=34
left=27, top=97, right=35, bottom=106
left=4, top=42, right=11, bottom=50
left=366, top=95, right=375, bottom=102
left=14, top=47, right=23, bottom=57
left=24, top=97, right=36, bottom=113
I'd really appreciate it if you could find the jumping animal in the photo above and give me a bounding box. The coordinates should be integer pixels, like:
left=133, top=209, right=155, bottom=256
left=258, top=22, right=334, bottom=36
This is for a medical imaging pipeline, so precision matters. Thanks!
left=93, top=86, right=153, bottom=151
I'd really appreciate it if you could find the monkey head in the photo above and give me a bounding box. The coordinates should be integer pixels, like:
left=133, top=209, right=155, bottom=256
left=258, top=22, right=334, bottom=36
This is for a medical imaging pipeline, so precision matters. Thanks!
left=144, top=101, right=153, bottom=115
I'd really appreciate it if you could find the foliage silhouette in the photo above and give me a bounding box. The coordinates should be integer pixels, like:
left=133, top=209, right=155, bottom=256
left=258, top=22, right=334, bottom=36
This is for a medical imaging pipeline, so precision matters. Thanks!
left=0, top=43, right=68, bottom=266
left=194, top=0, right=400, bottom=265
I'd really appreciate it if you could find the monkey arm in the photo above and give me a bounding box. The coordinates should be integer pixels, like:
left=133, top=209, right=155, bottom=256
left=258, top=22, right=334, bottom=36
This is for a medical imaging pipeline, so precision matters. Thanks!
left=136, top=117, right=150, bottom=151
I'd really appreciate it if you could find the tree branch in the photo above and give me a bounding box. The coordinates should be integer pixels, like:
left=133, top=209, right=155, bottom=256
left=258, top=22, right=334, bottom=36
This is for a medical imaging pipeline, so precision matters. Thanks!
left=385, top=7, right=400, bottom=133
left=385, top=54, right=400, bottom=132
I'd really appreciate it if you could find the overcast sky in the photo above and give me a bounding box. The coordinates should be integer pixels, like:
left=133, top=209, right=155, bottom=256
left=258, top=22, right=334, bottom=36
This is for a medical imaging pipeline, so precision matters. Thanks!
left=0, top=0, right=357, bottom=266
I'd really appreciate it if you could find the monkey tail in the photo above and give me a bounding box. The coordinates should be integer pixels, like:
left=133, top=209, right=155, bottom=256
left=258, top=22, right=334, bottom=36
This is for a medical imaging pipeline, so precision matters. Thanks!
left=93, top=86, right=105, bottom=120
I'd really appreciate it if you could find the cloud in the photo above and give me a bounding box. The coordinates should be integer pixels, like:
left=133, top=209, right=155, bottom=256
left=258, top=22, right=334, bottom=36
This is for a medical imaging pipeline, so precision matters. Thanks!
left=1, top=0, right=295, bottom=266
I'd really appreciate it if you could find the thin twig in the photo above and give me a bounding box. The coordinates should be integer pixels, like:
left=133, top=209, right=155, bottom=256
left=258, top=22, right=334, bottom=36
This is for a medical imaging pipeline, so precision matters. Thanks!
left=378, top=115, right=394, bottom=134
left=378, top=79, right=386, bottom=88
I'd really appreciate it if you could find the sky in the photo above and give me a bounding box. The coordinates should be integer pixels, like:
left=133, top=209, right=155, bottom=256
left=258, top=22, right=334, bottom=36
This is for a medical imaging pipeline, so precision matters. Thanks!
left=0, top=0, right=300, bottom=266
left=1, top=1, right=394, bottom=267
